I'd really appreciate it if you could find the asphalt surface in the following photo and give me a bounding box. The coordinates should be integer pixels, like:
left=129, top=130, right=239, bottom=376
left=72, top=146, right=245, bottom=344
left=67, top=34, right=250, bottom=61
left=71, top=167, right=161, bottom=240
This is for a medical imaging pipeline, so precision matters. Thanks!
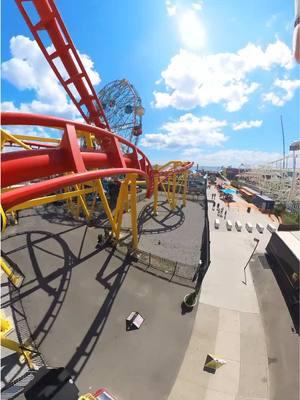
left=122, top=195, right=205, bottom=266
left=250, top=252, right=299, bottom=400
left=1, top=204, right=200, bottom=399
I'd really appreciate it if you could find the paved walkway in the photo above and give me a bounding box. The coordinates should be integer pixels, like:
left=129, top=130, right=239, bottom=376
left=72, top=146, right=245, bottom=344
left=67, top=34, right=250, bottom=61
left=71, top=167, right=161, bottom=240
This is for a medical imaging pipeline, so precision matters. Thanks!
left=168, top=185, right=281, bottom=400
left=1, top=207, right=197, bottom=399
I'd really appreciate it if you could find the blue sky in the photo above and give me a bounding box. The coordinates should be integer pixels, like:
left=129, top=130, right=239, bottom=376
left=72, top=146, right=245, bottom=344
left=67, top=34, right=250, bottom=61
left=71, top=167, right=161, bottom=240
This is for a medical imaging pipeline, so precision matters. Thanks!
left=1, top=0, right=299, bottom=167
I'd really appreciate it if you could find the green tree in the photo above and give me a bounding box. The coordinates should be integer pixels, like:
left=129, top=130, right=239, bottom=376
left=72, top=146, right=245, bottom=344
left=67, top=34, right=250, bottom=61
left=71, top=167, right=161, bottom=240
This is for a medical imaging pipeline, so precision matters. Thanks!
left=274, top=203, right=286, bottom=217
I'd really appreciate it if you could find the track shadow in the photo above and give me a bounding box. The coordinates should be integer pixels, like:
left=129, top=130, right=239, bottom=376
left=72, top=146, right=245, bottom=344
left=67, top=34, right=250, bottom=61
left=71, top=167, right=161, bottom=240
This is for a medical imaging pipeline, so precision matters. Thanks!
left=137, top=201, right=185, bottom=237
left=35, top=203, right=87, bottom=227
left=66, top=249, right=131, bottom=380
left=35, top=200, right=117, bottom=228
left=1, top=225, right=110, bottom=362
left=1, top=223, right=132, bottom=386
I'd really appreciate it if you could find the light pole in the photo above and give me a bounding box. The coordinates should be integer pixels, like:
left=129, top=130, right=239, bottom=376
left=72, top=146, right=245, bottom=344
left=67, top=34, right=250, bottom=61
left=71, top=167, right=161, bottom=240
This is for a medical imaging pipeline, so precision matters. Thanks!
left=242, top=238, right=260, bottom=285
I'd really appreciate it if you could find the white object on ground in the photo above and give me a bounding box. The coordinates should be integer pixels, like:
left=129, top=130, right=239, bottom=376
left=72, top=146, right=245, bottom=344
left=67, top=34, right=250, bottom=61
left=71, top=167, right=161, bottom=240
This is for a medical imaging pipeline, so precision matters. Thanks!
left=226, top=220, right=233, bottom=231
left=256, top=223, right=264, bottom=233
left=267, top=223, right=276, bottom=233
left=215, top=218, right=220, bottom=229
left=246, top=222, right=253, bottom=232
left=235, top=220, right=242, bottom=232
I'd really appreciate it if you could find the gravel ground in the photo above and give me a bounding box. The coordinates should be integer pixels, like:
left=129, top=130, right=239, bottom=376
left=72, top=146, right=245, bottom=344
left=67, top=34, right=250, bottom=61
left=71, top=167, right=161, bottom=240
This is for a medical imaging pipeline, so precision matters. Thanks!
left=122, top=195, right=205, bottom=266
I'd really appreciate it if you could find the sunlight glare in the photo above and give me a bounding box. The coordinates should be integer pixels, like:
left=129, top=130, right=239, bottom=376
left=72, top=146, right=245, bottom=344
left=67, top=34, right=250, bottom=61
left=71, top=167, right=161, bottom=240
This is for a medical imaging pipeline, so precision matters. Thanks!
left=179, top=10, right=205, bottom=50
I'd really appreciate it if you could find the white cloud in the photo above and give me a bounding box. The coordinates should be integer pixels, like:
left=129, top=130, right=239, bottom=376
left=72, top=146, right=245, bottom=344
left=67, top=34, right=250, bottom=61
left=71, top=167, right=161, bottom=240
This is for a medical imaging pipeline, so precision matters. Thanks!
left=1, top=35, right=101, bottom=120
left=263, top=78, right=300, bottom=106
left=182, top=148, right=282, bottom=167
left=153, top=40, right=294, bottom=111
left=165, top=0, right=177, bottom=16
left=192, top=1, right=203, bottom=11
left=140, top=113, right=228, bottom=149
left=232, top=120, right=263, bottom=130
left=1, top=101, right=61, bottom=138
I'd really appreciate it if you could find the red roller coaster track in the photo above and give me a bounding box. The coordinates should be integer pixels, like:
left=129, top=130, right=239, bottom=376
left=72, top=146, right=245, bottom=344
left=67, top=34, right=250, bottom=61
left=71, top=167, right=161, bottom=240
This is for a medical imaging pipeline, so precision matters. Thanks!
left=14, top=0, right=109, bottom=129
left=1, top=112, right=192, bottom=211
left=1, top=0, right=192, bottom=213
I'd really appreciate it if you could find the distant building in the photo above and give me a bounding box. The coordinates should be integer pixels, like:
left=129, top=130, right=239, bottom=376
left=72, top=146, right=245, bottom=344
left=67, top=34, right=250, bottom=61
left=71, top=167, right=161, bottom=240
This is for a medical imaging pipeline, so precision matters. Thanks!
left=224, top=167, right=245, bottom=180
left=252, top=194, right=275, bottom=212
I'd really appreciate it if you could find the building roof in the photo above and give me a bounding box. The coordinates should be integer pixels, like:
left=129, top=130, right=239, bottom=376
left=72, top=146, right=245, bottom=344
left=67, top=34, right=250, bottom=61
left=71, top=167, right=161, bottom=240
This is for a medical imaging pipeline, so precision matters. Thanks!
left=240, top=187, right=256, bottom=196
left=254, top=194, right=274, bottom=201
left=241, top=186, right=259, bottom=195
left=275, top=231, right=300, bottom=261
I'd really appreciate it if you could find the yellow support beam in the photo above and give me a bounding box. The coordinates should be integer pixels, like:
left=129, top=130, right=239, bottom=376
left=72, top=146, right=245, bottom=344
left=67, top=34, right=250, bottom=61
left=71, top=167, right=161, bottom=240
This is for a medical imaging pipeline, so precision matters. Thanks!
left=0, top=311, right=14, bottom=336
left=183, top=170, right=188, bottom=207
left=79, top=394, right=97, bottom=400
left=1, top=205, right=7, bottom=232
left=114, top=179, right=129, bottom=240
left=172, top=173, right=177, bottom=209
left=0, top=258, right=23, bottom=288
left=13, top=134, right=60, bottom=143
left=129, top=174, right=138, bottom=249
left=0, top=336, right=35, bottom=369
left=123, top=181, right=129, bottom=213
left=8, top=187, right=95, bottom=213
left=1, top=129, right=32, bottom=150
left=95, top=179, right=117, bottom=234
left=160, top=180, right=172, bottom=207
left=74, top=184, right=90, bottom=220
left=153, top=174, right=159, bottom=215
left=85, top=132, right=94, bottom=149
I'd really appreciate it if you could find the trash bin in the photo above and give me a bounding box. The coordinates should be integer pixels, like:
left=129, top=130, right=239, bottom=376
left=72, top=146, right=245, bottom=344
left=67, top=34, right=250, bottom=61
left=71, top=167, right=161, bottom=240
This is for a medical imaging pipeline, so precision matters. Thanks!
left=247, top=207, right=251, bottom=213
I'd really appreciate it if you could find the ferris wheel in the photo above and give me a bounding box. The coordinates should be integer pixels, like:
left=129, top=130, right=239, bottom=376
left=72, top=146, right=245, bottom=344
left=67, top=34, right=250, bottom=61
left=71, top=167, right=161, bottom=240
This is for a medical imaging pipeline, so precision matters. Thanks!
left=98, top=79, right=145, bottom=145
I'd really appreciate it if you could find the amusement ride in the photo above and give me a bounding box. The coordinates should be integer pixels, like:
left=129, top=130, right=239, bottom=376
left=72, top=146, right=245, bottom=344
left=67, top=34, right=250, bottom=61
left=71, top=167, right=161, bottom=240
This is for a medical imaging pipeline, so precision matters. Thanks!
left=0, top=0, right=192, bottom=396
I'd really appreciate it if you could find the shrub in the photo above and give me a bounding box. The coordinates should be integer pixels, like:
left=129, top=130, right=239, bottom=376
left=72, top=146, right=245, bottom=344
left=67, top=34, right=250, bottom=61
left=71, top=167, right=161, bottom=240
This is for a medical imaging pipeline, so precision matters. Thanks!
left=274, top=203, right=286, bottom=217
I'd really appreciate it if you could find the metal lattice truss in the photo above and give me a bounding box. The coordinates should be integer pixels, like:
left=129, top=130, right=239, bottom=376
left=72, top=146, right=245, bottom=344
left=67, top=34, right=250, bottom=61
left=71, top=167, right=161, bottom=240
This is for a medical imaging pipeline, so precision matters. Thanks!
left=239, top=151, right=300, bottom=209
left=98, top=79, right=144, bottom=146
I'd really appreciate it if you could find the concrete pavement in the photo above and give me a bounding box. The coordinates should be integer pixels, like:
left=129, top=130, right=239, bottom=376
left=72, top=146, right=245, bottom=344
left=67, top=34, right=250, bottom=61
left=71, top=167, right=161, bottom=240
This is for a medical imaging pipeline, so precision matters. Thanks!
left=250, top=254, right=299, bottom=400
left=168, top=185, right=296, bottom=400
left=1, top=206, right=198, bottom=399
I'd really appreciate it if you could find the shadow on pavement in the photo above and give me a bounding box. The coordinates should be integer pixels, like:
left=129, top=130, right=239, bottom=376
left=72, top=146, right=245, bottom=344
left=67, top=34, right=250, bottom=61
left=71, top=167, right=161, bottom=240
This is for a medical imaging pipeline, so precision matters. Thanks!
left=66, top=250, right=131, bottom=380
left=137, top=201, right=185, bottom=237
left=265, top=253, right=299, bottom=334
